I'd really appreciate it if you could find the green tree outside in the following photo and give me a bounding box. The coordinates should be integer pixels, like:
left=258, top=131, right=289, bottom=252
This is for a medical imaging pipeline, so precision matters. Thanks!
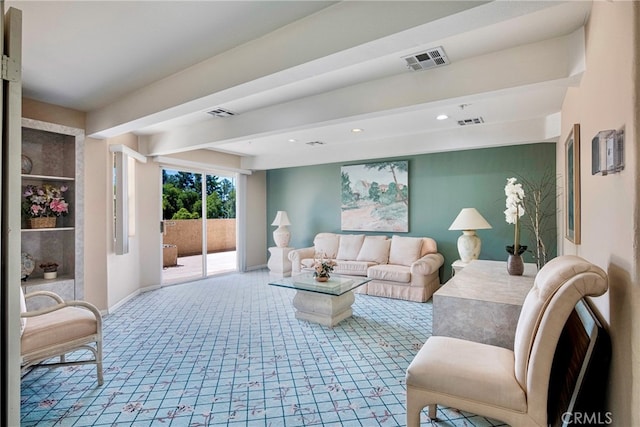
left=162, top=170, right=236, bottom=220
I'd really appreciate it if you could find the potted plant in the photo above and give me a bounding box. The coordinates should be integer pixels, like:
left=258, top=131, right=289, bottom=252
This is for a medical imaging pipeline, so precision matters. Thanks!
left=40, top=262, right=59, bottom=279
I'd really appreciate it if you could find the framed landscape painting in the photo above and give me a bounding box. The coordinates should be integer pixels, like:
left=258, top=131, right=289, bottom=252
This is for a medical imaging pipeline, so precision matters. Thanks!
left=341, top=161, right=409, bottom=232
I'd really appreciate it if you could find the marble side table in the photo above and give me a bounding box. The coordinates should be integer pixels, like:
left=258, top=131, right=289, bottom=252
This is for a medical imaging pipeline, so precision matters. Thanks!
left=268, top=247, right=293, bottom=278
left=433, top=259, right=537, bottom=349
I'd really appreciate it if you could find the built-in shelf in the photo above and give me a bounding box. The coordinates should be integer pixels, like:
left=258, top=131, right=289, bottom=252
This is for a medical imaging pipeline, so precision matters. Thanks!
left=21, top=227, right=75, bottom=233
left=21, top=118, right=85, bottom=311
left=22, top=174, right=75, bottom=181
left=21, top=275, right=74, bottom=288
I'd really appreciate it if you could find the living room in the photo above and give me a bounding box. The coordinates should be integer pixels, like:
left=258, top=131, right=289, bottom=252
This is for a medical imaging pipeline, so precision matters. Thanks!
left=7, top=1, right=639, bottom=426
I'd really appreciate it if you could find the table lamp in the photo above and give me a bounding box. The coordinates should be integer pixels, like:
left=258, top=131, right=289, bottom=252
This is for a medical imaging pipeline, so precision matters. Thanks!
left=449, top=208, right=492, bottom=263
left=271, top=211, right=291, bottom=248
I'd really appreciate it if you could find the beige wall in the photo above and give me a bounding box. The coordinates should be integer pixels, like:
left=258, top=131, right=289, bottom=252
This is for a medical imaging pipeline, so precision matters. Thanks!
left=105, top=133, right=160, bottom=308
left=558, top=2, right=638, bottom=424
left=83, top=136, right=109, bottom=309
left=244, top=171, right=267, bottom=269
left=23, top=98, right=85, bottom=130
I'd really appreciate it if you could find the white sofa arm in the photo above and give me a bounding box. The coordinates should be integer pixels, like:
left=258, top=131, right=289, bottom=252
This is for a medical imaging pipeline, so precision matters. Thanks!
left=411, top=253, right=445, bottom=276
left=288, top=247, right=315, bottom=273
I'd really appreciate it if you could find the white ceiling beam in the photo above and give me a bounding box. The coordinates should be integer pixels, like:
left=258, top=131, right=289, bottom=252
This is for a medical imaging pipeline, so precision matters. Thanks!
left=86, top=1, right=573, bottom=139
left=242, top=114, right=561, bottom=170
left=139, top=32, right=582, bottom=157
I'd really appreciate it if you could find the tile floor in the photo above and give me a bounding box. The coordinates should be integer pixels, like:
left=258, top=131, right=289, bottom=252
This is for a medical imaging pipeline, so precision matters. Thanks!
left=21, top=269, right=504, bottom=426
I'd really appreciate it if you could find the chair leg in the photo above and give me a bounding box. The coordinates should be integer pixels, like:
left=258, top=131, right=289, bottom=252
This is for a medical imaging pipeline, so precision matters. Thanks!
left=96, top=340, right=104, bottom=386
left=428, top=404, right=437, bottom=420
left=406, top=407, right=421, bottom=426
left=406, top=389, right=422, bottom=427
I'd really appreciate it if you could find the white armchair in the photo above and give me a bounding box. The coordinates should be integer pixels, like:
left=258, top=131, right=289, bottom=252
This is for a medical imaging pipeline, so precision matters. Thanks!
left=20, top=288, right=103, bottom=386
left=405, top=255, right=608, bottom=426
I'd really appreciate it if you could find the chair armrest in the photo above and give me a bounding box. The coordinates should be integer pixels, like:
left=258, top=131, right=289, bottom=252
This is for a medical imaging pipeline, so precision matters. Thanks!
left=21, top=293, right=102, bottom=324
left=25, top=290, right=64, bottom=304
left=411, top=253, right=445, bottom=276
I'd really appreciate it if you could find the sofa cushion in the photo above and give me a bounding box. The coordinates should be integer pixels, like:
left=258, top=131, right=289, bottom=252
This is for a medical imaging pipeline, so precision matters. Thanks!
left=388, top=235, right=423, bottom=266
left=356, top=237, right=391, bottom=264
left=21, top=307, right=98, bottom=354
left=334, top=260, right=375, bottom=276
left=314, top=233, right=340, bottom=258
left=368, top=264, right=412, bottom=283
left=336, top=234, right=365, bottom=260
left=420, top=237, right=438, bottom=256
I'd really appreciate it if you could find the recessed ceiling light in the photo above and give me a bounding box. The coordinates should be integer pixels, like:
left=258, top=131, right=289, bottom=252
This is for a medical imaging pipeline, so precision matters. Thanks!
left=351, top=128, right=364, bottom=133
left=436, top=114, right=448, bottom=121
left=288, top=138, right=297, bottom=142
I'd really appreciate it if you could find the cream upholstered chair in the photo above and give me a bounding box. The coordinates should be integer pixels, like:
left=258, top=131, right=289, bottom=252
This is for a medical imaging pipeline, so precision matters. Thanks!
left=405, top=255, right=608, bottom=426
left=20, top=288, right=103, bottom=386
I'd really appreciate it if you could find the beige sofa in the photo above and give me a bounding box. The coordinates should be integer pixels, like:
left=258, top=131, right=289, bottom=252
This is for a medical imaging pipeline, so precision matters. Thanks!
left=288, top=233, right=444, bottom=302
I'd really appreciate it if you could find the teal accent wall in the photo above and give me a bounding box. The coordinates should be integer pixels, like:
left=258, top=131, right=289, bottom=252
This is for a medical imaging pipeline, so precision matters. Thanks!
left=267, top=143, right=556, bottom=279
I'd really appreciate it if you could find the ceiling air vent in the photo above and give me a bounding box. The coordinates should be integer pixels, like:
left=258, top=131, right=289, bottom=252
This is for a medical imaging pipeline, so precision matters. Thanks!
left=305, top=141, right=326, bottom=146
left=206, top=108, right=236, bottom=118
left=403, top=47, right=449, bottom=71
left=457, top=117, right=485, bottom=126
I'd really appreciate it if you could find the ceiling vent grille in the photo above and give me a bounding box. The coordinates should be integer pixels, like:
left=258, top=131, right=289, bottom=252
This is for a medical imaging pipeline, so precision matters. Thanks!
left=457, top=117, right=485, bottom=126
left=305, top=141, right=326, bottom=146
left=206, top=108, right=236, bottom=118
left=403, top=47, right=449, bottom=71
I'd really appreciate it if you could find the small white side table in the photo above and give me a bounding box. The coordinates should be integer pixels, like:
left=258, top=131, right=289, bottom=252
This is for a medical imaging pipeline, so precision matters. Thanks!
left=268, top=247, right=293, bottom=277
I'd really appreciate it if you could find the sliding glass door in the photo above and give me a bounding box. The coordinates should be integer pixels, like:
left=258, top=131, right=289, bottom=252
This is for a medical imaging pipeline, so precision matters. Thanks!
left=161, top=168, right=237, bottom=285
left=204, top=174, right=237, bottom=276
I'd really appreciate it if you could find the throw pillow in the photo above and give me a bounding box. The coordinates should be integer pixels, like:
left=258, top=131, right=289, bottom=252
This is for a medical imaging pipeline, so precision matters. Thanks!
left=314, top=234, right=340, bottom=258
left=336, top=234, right=365, bottom=260
left=388, top=235, right=423, bottom=266
left=357, top=237, right=391, bottom=264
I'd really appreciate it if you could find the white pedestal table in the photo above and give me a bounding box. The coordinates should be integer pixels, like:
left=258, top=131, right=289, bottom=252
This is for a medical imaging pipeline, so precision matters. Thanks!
left=269, top=274, right=371, bottom=327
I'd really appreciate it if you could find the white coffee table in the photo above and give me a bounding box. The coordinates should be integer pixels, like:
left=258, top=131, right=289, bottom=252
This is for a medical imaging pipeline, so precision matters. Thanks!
left=269, top=274, right=371, bottom=327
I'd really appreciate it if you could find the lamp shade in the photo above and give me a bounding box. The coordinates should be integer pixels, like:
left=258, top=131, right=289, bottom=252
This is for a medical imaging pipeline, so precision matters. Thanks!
left=449, top=208, right=492, bottom=231
left=271, top=211, right=291, bottom=227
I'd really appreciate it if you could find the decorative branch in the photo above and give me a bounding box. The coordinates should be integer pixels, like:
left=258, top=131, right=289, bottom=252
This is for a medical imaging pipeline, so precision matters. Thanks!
left=517, top=171, right=559, bottom=269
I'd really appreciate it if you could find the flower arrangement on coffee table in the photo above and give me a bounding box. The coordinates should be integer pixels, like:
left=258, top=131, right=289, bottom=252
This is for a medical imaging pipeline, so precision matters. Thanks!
left=313, top=255, right=336, bottom=282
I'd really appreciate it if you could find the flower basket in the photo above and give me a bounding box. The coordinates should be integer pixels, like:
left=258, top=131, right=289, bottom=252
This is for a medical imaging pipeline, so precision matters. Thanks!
left=28, top=217, right=56, bottom=229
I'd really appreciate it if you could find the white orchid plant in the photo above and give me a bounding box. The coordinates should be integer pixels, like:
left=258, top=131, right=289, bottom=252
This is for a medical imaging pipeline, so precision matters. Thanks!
left=504, top=177, right=527, bottom=255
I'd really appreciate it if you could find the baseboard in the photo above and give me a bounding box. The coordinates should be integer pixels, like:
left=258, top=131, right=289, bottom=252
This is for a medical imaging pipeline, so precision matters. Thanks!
left=246, top=264, right=267, bottom=272
left=107, top=289, right=142, bottom=314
